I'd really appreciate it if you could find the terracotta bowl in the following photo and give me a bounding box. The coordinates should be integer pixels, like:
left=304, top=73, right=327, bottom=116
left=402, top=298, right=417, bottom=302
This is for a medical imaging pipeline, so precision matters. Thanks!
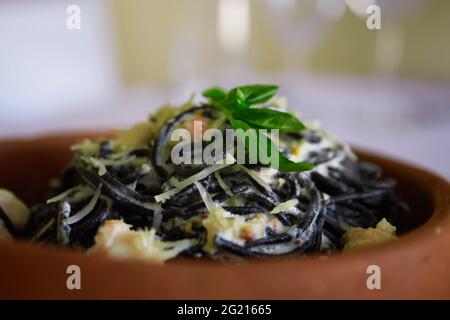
left=0, top=132, right=449, bottom=300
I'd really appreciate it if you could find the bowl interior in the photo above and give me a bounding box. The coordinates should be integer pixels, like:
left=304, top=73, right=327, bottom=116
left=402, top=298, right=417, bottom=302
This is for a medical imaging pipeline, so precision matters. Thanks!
left=0, top=133, right=434, bottom=230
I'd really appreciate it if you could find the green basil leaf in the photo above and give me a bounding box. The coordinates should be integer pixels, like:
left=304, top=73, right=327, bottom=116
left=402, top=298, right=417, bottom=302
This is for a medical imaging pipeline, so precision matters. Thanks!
left=277, top=156, right=314, bottom=172
left=216, top=102, right=235, bottom=122
left=202, top=87, right=226, bottom=101
left=235, top=107, right=305, bottom=132
left=231, top=122, right=313, bottom=172
left=236, top=88, right=246, bottom=106
left=234, top=84, right=279, bottom=105
left=257, top=131, right=313, bottom=172
left=229, top=118, right=251, bottom=131
left=217, top=88, right=237, bottom=111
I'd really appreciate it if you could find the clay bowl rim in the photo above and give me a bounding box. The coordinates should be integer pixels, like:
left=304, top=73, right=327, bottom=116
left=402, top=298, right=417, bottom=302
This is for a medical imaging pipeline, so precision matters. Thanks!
left=0, top=132, right=449, bottom=299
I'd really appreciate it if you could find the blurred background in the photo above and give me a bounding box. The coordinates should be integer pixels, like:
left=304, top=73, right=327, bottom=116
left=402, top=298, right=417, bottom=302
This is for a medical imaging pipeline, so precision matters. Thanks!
left=0, top=0, right=449, bottom=179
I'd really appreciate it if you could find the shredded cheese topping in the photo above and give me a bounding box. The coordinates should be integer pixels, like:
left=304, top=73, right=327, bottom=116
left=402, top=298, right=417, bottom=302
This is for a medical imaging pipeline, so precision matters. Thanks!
left=93, top=220, right=194, bottom=263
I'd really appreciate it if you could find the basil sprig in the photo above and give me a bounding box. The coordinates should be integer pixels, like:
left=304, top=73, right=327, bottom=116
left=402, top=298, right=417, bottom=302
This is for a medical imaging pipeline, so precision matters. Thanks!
left=202, top=84, right=313, bottom=172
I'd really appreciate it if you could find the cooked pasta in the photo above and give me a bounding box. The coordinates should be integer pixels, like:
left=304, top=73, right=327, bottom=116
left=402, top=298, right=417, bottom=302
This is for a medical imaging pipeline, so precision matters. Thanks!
left=1, top=85, right=411, bottom=262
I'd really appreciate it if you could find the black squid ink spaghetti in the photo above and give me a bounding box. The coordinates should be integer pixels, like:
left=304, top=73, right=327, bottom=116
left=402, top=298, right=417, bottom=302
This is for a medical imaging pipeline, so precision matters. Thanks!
left=0, top=84, right=411, bottom=262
